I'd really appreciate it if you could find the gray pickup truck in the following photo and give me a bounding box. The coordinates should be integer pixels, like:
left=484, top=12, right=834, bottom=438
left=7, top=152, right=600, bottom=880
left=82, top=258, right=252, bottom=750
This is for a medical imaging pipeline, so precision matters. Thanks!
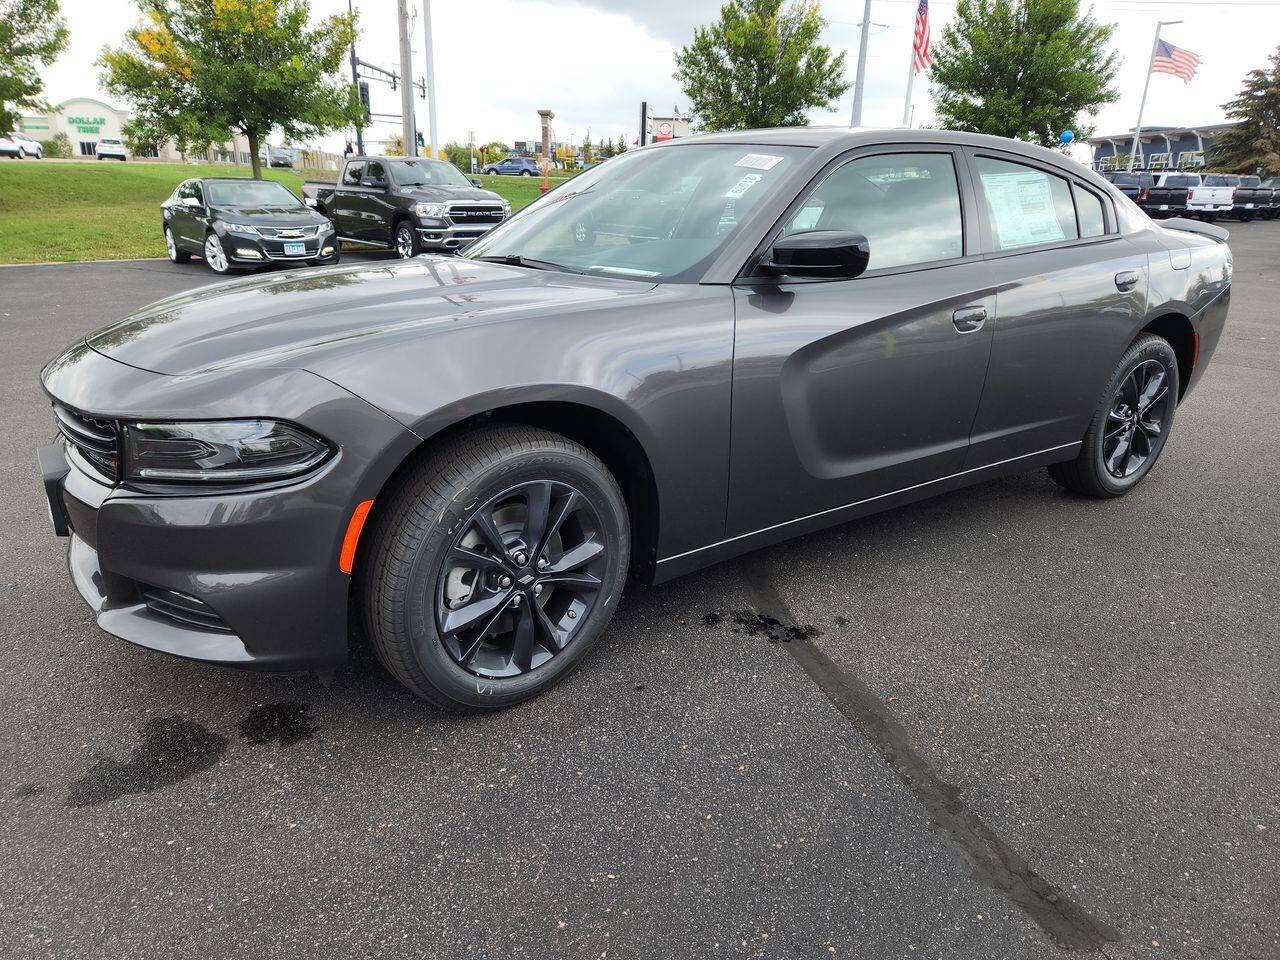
left=302, top=156, right=510, bottom=257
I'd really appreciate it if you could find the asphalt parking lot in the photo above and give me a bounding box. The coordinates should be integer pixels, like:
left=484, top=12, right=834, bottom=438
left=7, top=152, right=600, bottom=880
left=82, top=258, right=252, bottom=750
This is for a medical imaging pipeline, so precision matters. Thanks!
left=2, top=233, right=1277, bottom=960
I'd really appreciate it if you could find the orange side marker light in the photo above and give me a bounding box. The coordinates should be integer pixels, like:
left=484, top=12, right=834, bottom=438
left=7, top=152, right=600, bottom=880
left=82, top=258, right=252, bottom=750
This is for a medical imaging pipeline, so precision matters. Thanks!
left=339, top=499, right=374, bottom=574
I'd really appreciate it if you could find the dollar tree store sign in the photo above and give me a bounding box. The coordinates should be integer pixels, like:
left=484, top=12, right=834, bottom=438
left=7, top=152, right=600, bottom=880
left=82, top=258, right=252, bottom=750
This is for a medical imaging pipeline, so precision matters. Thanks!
left=68, top=116, right=106, bottom=134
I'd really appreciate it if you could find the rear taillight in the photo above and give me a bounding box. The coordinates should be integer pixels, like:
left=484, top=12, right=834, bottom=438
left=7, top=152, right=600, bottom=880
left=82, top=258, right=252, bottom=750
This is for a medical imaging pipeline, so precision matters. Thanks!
left=1230, top=189, right=1237, bottom=202
left=1187, top=190, right=1194, bottom=202
left=1139, top=187, right=1150, bottom=200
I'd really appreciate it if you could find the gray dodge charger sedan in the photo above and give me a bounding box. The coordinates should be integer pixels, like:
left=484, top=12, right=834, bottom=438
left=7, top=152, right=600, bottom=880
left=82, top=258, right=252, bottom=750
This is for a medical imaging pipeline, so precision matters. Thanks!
left=38, top=128, right=1231, bottom=711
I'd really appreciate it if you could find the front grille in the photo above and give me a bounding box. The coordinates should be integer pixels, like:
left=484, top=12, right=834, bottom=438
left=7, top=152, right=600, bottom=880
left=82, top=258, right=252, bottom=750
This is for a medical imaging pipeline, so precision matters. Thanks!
left=256, top=225, right=321, bottom=239
left=141, top=588, right=232, bottom=632
left=447, top=204, right=506, bottom=225
left=53, top=404, right=119, bottom=480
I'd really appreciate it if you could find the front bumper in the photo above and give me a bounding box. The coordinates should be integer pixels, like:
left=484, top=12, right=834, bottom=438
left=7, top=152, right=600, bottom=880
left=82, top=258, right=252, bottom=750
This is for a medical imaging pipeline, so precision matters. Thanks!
left=415, top=221, right=500, bottom=252
left=39, top=353, right=422, bottom=671
left=224, top=229, right=338, bottom=265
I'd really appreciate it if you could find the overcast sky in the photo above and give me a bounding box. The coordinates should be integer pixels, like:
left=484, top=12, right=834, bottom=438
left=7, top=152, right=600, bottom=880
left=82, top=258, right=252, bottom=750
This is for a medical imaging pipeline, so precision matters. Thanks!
left=41, top=0, right=1280, bottom=159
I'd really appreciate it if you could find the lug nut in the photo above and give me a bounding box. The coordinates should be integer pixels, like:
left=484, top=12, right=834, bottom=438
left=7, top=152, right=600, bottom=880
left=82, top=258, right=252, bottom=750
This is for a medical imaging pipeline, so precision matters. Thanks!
left=511, top=594, right=522, bottom=607
left=533, top=583, right=543, bottom=596
left=499, top=576, right=512, bottom=588
left=537, top=558, right=548, bottom=570
left=514, top=551, right=527, bottom=566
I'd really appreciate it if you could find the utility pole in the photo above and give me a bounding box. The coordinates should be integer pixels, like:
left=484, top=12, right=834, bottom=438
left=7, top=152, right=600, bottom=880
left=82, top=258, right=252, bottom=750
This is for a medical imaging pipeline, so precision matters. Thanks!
left=348, top=0, right=363, bottom=155
left=421, top=0, right=438, bottom=160
left=849, top=0, right=873, bottom=126
left=1127, top=20, right=1182, bottom=173
left=396, top=0, right=417, bottom=157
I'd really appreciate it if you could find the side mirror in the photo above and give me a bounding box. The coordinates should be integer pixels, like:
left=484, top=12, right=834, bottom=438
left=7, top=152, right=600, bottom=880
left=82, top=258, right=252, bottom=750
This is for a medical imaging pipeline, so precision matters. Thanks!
left=181, top=196, right=202, bottom=208
left=762, top=230, right=871, bottom=279
left=470, top=178, right=482, bottom=188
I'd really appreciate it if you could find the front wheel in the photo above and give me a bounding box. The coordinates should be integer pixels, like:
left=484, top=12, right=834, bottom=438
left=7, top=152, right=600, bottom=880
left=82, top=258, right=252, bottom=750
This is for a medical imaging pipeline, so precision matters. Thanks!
left=1048, top=334, right=1179, bottom=498
left=394, top=221, right=421, bottom=258
left=361, top=424, right=630, bottom=711
left=203, top=232, right=231, bottom=274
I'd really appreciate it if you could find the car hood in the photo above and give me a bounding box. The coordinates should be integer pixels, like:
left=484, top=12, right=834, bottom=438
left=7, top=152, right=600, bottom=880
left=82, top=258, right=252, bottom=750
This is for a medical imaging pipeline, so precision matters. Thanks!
left=85, top=257, right=651, bottom=378
left=210, top=204, right=327, bottom=227
left=397, top=184, right=505, bottom=204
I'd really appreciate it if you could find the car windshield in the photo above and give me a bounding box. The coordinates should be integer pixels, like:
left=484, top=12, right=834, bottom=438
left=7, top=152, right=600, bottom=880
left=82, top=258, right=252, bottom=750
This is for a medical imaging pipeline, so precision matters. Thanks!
left=206, top=180, right=302, bottom=207
left=389, top=159, right=472, bottom=187
left=1240, top=176, right=1261, bottom=186
left=463, top=143, right=809, bottom=281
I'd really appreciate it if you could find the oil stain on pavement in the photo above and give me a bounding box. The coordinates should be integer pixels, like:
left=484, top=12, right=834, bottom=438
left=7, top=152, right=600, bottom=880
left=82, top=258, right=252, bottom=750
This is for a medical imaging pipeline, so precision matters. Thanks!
left=65, top=716, right=228, bottom=808
left=735, top=561, right=1121, bottom=952
left=238, top=702, right=316, bottom=746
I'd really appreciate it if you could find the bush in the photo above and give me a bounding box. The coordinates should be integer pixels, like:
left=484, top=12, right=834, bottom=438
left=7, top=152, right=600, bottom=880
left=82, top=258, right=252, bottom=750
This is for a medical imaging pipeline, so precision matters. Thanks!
left=40, top=132, right=71, bottom=158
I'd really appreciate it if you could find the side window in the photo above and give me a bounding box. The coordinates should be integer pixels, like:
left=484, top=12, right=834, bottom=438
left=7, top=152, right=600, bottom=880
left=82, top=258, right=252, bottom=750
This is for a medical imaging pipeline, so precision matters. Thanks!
left=342, top=161, right=364, bottom=185
left=190, top=181, right=204, bottom=204
left=175, top=181, right=193, bottom=201
left=974, top=156, right=1078, bottom=250
left=782, top=152, right=964, bottom=271
left=364, top=161, right=386, bottom=184
left=1073, top=184, right=1106, bottom=238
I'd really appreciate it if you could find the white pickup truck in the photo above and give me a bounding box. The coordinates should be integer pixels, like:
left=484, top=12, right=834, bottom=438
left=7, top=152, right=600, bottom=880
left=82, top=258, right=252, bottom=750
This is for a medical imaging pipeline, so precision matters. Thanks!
left=1186, top=174, right=1237, bottom=222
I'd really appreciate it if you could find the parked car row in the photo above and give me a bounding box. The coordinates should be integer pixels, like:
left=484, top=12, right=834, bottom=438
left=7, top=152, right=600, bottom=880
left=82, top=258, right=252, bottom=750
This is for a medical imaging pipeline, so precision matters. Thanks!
left=1104, top=170, right=1279, bottom=222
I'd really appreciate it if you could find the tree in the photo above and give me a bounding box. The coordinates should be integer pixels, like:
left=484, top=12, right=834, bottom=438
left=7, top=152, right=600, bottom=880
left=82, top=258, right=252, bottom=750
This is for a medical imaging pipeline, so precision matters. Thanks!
left=0, top=0, right=68, bottom=134
left=384, top=132, right=404, bottom=156
left=40, top=131, right=71, bottom=158
left=614, top=134, right=628, bottom=154
left=599, top=138, right=616, bottom=159
left=100, top=0, right=364, bottom=178
left=674, top=0, right=849, bottom=131
left=929, top=0, right=1118, bottom=148
left=1208, top=46, right=1280, bottom=177
left=582, top=131, right=593, bottom=162
left=442, top=141, right=471, bottom=168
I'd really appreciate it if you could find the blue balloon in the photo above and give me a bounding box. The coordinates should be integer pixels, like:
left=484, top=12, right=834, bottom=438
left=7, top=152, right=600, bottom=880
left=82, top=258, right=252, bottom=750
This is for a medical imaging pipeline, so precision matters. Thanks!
left=1059, top=129, right=1075, bottom=144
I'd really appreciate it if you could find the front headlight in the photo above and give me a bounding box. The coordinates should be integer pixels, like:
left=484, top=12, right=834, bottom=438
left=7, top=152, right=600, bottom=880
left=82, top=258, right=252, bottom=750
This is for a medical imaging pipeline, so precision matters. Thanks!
left=414, top=202, right=446, bottom=219
left=221, top=221, right=259, bottom=236
left=123, top=420, right=333, bottom=483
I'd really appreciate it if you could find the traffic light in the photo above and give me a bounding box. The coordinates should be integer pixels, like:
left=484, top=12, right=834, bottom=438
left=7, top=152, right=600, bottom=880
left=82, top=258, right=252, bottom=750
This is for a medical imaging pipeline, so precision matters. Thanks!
left=358, top=82, right=370, bottom=118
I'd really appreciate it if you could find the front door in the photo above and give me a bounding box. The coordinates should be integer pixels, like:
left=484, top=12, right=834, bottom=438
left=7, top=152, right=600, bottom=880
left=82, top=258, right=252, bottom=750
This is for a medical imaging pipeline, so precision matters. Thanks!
left=961, top=150, right=1150, bottom=468
left=356, top=160, right=396, bottom=245
left=727, top=148, right=997, bottom=536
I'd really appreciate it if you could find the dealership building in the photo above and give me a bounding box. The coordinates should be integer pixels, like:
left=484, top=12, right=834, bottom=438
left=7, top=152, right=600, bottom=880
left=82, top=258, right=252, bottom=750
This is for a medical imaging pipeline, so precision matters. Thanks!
left=1085, top=123, right=1234, bottom=172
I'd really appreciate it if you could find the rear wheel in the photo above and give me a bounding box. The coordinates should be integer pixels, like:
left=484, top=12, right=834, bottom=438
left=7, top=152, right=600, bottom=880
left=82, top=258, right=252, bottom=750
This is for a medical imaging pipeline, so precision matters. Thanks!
left=165, top=226, right=190, bottom=263
left=521, top=169, right=533, bottom=176
left=361, top=424, right=630, bottom=711
left=1048, top=334, right=1179, bottom=498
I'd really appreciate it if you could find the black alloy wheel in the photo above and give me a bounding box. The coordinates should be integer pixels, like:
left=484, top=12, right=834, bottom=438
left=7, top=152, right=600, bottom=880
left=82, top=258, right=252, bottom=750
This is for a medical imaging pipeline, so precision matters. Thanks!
left=1101, top=358, right=1171, bottom=480
left=361, top=424, right=630, bottom=711
left=1048, top=333, right=1179, bottom=498
left=435, top=479, right=607, bottom=678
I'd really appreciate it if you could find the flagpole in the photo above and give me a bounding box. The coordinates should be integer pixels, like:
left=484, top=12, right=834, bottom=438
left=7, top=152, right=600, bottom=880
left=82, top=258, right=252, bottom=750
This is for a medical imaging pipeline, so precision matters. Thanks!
left=1126, top=20, right=1182, bottom=172
left=902, top=48, right=916, bottom=126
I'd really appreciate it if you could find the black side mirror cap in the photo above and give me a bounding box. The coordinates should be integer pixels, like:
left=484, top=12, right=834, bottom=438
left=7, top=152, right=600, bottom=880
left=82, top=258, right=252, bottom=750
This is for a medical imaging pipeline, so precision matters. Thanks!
left=762, top=230, right=871, bottom=279
left=470, top=178, right=482, bottom=187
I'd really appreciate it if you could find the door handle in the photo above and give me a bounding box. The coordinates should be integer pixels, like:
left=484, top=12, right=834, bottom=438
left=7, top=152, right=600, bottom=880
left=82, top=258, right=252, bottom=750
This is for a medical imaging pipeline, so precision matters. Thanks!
left=1115, top=270, right=1141, bottom=291
left=952, top=305, right=987, bottom=333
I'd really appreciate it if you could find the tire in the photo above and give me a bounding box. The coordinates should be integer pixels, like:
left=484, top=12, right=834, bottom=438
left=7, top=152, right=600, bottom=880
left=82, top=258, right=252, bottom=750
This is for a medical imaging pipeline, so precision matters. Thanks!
left=1047, top=333, right=1179, bottom=498
left=521, top=169, right=533, bottom=176
left=394, top=220, right=421, bottom=258
left=17, top=147, right=25, bottom=159
left=360, top=424, right=630, bottom=712
left=1239, top=212, right=1254, bottom=223
left=164, top=226, right=191, bottom=263
left=203, top=231, right=231, bottom=274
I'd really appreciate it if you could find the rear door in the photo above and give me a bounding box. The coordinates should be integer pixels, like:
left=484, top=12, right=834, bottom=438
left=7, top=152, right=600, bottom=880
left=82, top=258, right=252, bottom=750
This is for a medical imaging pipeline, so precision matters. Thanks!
left=727, top=146, right=997, bottom=535
left=961, top=149, right=1149, bottom=467
left=330, top=161, right=365, bottom=236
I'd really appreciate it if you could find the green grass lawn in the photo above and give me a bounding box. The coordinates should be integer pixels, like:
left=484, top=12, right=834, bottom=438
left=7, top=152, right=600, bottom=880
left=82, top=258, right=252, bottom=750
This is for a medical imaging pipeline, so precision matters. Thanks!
left=0, top=161, right=571, bottom=264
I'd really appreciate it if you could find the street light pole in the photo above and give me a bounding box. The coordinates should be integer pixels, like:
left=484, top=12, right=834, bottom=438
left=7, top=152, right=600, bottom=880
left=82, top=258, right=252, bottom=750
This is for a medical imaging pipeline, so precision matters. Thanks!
left=396, top=0, right=417, bottom=157
left=850, top=0, right=873, bottom=126
left=421, top=0, right=438, bottom=159
left=348, top=0, right=363, bottom=155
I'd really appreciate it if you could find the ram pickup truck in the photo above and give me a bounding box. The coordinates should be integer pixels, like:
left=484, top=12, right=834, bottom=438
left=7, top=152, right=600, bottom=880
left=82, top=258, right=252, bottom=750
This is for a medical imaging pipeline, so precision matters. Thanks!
left=1231, top=175, right=1271, bottom=221
left=302, top=156, right=510, bottom=257
left=1263, top=178, right=1280, bottom=219
left=1186, top=174, right=1237, bottom=222
left=1142, top=172, right=1201, bottom=217
left=1109, top=172, right=1153, bottom=205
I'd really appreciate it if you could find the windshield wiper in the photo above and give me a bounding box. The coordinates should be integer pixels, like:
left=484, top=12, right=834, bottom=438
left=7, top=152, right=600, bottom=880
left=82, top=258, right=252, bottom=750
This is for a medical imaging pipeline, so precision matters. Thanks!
left=472, top=254, right=582, bottom=274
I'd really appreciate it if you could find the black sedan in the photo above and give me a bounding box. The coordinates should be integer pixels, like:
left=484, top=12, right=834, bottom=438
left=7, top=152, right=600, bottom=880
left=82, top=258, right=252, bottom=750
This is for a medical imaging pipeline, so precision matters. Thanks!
left=162, top=177, right=339, bottom=274
left=40, top=128, right=1230, bottom=711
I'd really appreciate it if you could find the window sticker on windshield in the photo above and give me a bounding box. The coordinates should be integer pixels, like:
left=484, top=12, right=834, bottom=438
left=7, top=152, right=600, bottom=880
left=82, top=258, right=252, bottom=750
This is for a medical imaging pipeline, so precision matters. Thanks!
left=735, top=153, right=784, bottom=170
left=980, top=171, right=1066, bottom=248
left=725, top=173, right=763, bottom=199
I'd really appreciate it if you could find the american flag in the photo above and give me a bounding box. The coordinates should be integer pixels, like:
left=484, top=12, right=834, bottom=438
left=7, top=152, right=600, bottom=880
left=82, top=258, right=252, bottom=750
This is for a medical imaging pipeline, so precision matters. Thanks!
left=912, top=0, right=932, bottom=74
left=1151, top=39, right=1200, bottom=83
